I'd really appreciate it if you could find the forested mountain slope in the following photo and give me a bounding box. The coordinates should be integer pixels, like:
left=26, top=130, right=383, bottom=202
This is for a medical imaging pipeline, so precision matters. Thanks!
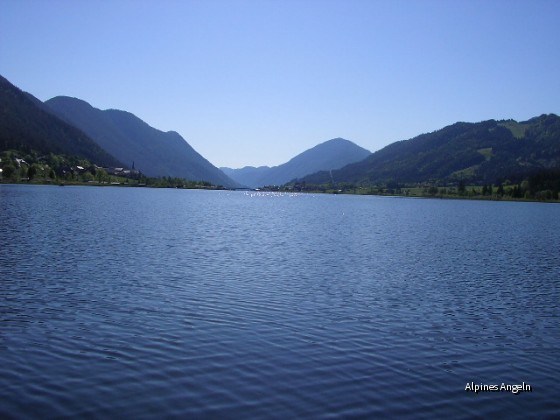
left=46, top=96, right=238, bottom=187
left=0, top=75, right=122, bottom=167
left=301, top=115, right=560, bottom=186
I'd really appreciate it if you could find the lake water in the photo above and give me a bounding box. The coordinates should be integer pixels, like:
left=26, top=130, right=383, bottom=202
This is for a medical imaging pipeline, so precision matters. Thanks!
left=1, top=185, right=559, bottom=418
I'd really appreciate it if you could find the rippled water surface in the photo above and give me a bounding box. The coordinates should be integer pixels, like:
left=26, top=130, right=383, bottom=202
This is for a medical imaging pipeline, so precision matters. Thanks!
left=1, top=185, right=559, bottom=418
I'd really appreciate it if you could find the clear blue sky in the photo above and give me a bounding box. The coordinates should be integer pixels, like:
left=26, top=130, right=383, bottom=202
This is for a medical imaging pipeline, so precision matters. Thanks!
left=1, top=0, right=559, bottom=168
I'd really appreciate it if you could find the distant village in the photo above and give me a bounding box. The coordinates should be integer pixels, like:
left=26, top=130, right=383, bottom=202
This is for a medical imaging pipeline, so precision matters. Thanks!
left=0, top=154, right=141, bottom=182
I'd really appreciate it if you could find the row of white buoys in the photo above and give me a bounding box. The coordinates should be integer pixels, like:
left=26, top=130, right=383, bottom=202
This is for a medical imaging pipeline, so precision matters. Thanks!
left=244, top=191, right=302, bottom=198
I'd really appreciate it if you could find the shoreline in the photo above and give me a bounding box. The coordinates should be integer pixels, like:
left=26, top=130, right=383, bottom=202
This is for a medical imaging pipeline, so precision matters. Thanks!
left=2, top=181, right=558, bottom=203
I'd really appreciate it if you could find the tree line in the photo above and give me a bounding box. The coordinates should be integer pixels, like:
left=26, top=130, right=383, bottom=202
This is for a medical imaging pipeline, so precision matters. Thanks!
left=0, top=149, right=221, bottom=189
left=283, top=169, right=560, bottom=202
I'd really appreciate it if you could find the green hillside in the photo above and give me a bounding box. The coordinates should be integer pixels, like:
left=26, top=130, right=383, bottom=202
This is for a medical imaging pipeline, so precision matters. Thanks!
left=301, top=114, right=560, bottom=187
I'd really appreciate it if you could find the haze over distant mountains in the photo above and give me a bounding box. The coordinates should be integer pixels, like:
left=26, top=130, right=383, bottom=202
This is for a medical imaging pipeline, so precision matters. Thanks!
left=221, top=138, right=371, bottom=188
left=45, top=96, right=238, bottom=188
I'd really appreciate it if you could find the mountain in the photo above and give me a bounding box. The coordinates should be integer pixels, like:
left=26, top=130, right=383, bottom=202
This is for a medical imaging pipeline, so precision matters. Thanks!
left=221, top=138, right=371, bottom=188
left=301, top=115, right=560, bottom=186
left=0, top=75, right=122, bottom=167
left=45, top=96, right=238, bottom=188
left=220, top=165, right=272, bottom=188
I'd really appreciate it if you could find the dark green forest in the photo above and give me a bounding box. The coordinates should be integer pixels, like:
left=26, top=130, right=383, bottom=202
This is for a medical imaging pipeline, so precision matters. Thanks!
left=301, top=115, right=560, bottom=185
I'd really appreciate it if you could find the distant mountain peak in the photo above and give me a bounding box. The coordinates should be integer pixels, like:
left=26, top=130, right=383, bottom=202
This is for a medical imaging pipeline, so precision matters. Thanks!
left=325, top=137, right=350, bottom=142
left=223, top=138, right=371, bottom=188
left=48, top=95, right=95, bottom=110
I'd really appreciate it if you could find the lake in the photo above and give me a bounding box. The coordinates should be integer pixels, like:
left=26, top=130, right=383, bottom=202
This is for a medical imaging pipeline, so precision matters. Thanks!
left=1, top=185, right=559, bottom=418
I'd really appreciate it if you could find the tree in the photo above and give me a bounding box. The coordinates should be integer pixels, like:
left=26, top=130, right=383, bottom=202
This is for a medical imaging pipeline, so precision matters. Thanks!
left=458, top=179, right=466, bottom=195
left=428, top=186, right=438, bottom=196
left=27, top=165, right=37, bottom=180
left=96, top=168, right=108, bottom=183
left=2, top=163, right=16, bottom=180
left=497, top=183, right=504, bottom=196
